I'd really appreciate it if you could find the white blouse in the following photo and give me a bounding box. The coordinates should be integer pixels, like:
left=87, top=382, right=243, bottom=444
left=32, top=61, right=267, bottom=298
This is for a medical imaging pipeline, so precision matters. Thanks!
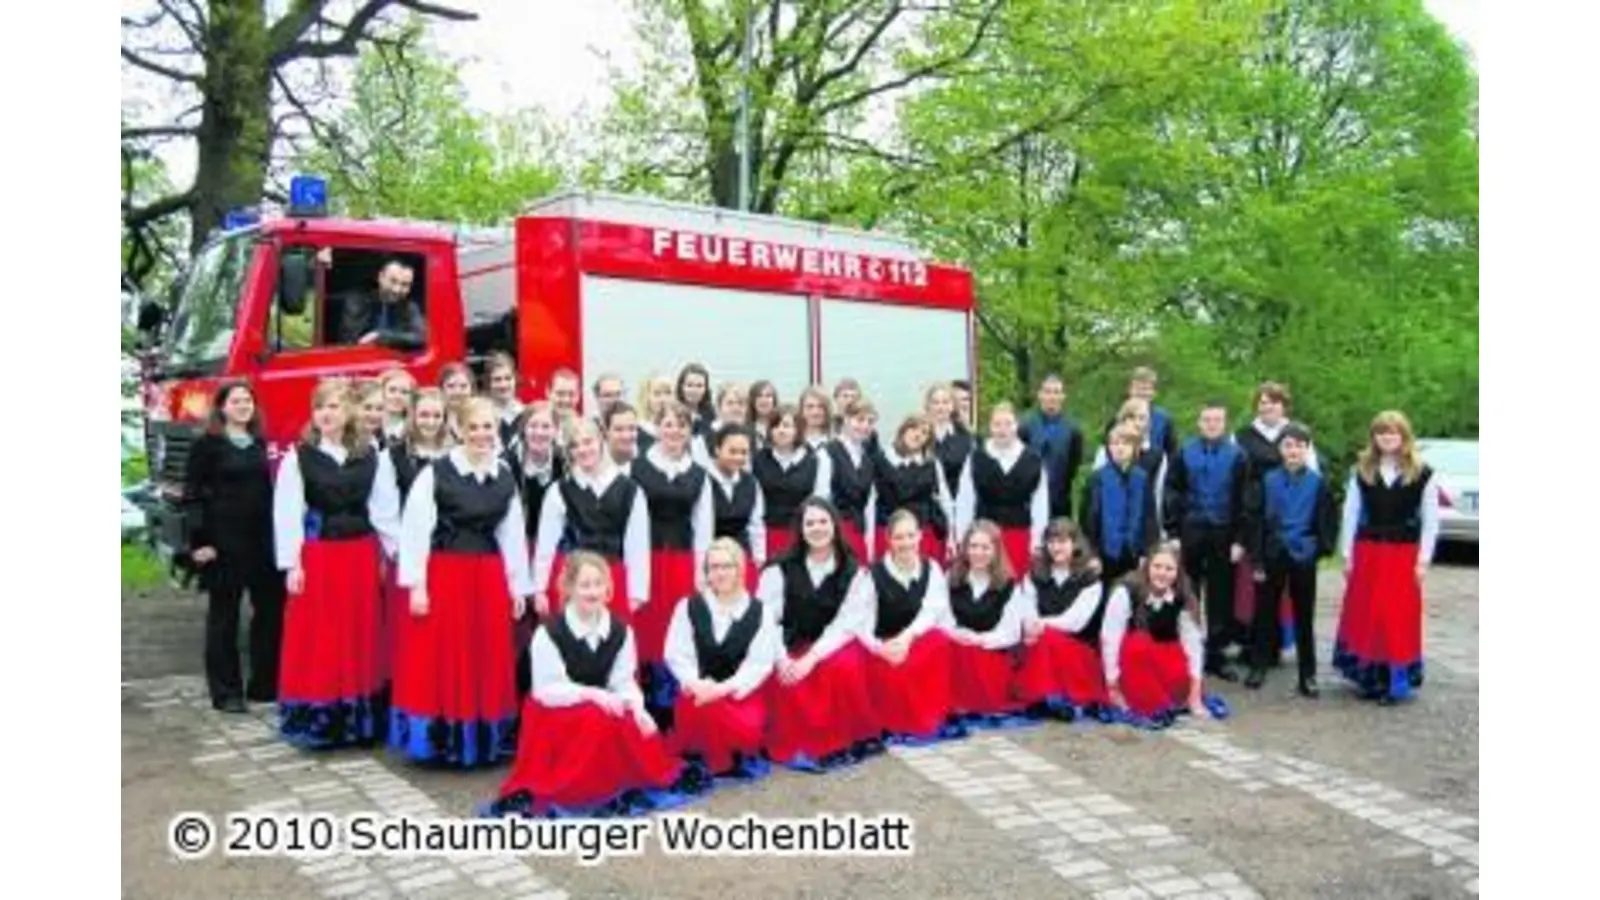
left=395, top=448, right=534, bottom=597
left=663, top=592, right=780, bottom=699
left=272, top=440, right=402, bottom=571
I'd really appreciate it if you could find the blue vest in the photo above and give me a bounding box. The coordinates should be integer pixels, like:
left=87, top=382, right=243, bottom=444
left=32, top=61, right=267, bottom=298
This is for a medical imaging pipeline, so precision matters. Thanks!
left=1096, top=464, right=1148, bottom=560
left=1180, top=438, right=1240, bottom=525
left=1263, top=467, right=1322, bottom=563
left=1149, top=407, right=1172, bottom=451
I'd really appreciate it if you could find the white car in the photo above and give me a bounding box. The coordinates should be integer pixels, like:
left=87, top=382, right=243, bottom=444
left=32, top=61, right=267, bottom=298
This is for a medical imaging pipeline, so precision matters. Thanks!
left=1418, top=438, right=1477, bottom=545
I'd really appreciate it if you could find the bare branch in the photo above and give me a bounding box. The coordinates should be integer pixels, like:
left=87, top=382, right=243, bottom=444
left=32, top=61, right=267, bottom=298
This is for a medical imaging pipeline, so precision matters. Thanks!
left=817, top=0, right=1001, bottom=116
left=123, top=189, right=196, bottom=229
left=803, top=1, right=903, bottom=103
left=121, top=46, right=200, bottom=83
left=155, top=0, right=205, bottom=51
left=122, top=124, right=200, bottom=140
left=271, top=0, right=476, bottom=66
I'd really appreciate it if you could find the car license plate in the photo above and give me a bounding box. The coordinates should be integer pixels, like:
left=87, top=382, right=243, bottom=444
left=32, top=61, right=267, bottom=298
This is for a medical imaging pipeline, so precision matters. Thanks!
left=1462, top=491, right=1477, bottom=513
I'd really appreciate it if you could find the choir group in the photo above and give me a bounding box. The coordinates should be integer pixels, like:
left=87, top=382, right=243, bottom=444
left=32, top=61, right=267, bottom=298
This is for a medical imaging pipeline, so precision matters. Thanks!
left=180, top=356, right=1440, bottom=817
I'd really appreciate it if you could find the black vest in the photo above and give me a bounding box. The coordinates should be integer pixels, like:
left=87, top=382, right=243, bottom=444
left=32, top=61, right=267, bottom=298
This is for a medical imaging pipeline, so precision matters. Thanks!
left=687, top=594, right=765, bottom=682
left=869, top=559, right=930, bottom=639
left=874, top=455, right=944, bottom=533
left=971, top=448, right=1044, bottom=527
left=1355, top=466, right=1434, bottom=543
left=546, top=613, right=628, bottom=688
left=631, top=457, right=707, bottom=551
left=826, top=441, right=876, bottom=528
left=1237, top=426, right=1287, bottom=489
left=934, top=428, right=974, bottom=497
left=949, top=580, right=1014, bottom=633
left=430, top=458, right=518, bottom=554
left=779, top=557, right=857, bottom=652
left=510, top=451, right=565, bottom=546
left=1127, top=586, right=1187, bottom=643
left=297, top=444, right=378, bottom=540
left=711, top=473, right=759, bottom=550
left=389, top=443, right=429, bottom=502
left=558, top=473, right=638, bottom=558
left=753, top=447, right=818, bottom=531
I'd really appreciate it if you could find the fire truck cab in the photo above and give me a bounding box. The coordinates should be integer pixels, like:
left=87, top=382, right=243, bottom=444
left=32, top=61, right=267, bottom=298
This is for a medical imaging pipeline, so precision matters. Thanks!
left=140, top=185, right=977, bottom=565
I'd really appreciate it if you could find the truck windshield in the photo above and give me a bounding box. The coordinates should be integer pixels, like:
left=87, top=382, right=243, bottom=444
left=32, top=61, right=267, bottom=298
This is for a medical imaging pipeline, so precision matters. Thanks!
left=162, top=232, right=255, bottom=376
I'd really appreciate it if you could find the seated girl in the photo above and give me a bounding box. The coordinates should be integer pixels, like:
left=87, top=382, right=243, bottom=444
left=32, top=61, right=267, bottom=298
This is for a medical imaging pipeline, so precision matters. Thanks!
left=1015, top=518, right=1110, bottom=719
left=857, top=509, right=957, bottom=743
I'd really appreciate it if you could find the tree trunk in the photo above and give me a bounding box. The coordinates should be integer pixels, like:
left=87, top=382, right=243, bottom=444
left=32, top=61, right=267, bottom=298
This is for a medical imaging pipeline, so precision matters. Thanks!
left=189, top=0, right=275, bottom=250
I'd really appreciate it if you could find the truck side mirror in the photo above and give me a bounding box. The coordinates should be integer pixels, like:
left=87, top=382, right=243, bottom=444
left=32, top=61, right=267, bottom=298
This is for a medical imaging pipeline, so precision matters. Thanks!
left=278, top=247, right=313, bottom=316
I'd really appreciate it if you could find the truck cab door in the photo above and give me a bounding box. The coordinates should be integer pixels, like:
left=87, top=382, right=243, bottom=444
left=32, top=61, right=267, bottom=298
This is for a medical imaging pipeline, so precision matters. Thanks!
left=243, top=240, right=442, bottom=453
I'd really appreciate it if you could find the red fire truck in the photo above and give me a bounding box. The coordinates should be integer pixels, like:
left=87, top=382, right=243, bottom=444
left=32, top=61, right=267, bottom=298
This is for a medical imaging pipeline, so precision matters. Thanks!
left=139, top=185, right=977, bottom=564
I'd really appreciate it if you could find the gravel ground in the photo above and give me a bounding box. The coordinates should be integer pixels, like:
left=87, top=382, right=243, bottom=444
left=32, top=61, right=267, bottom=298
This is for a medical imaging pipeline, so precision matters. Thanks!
left=122, top=554, right=1478, bottom=900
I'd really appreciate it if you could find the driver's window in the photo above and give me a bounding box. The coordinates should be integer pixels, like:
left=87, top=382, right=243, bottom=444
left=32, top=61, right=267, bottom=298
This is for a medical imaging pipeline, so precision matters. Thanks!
left=270, top=245, right=428, bottom=354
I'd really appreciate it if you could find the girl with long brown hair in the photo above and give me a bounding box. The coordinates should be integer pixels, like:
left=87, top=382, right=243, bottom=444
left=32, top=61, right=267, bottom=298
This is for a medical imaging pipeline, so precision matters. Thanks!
left=944, top=520, right=1028, bottom=722
left=954, top=402, right=1049, bottom=574
left=1015, top=518, right=1109, bottom=717
left=751, top=404, right=830, bottom=559
left=1333, top=410, right=1441, bottom=706
left=438, top=362, right=475, bottom=445
left=797, top=385, right=833, bottom=450
left=871, top=414, right=954, bottom=562
left=273, top=378, right=401, bottom=747
left=484, top=351, right=524, bottom=448
left=184, top=380, right=281, bottom=712
left=378, top=368, right=415, bottom=444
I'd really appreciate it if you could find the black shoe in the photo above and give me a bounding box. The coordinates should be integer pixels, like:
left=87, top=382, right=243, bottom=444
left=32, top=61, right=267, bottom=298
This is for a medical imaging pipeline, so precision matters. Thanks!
left=1297, top=677, right=1320, bottom=699
left=246, top=685, right=276, bottom=704
left=1207, top=661, right=1241, bottom=683
left=213, top=696, right=248, bottom=714
left=1244, top=668, right=1266, bottom=690
left=1376, top=694, right=1397, bottom=707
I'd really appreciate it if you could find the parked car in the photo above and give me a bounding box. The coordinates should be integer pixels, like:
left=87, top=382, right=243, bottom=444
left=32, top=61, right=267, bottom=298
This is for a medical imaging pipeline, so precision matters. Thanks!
left=1417, top=438, right=1477, bottom=545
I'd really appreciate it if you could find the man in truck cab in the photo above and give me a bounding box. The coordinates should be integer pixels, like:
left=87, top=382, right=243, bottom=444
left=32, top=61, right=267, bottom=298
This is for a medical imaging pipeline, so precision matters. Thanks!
left=337, top=257, right=427, bottom=349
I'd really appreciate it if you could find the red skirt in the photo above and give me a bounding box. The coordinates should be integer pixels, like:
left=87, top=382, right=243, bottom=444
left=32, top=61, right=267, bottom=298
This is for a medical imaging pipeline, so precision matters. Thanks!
left=767, top=641, right=880, bottom=764
left=840, top=520, right=870, bottom=564
left=378, top=559, right=407, bottom=685
left=670, top=691, right=768, bottom=774
left=389, top=552, right=518, bottom=766
left=867, top=629, right=954, bottom=737
left=1335, top=540, right=1424, bottom=669
left=1118, top=632, right=1192, bottom=718
left=1015, top=628, right=1108, bottom=708
left=497, top=699, right=681, bottom=812
left=871, top=526, right=945, bottom=563
left=949, top=641, right=1021, bottom=716
left=999, top=526, right=1034, bottom=575
left=640, top=549, right=696, bottom=664
left=1234, top=554, right=1295, bottom=641
left=549, top=555, right=632, bottom=626
left=278, top=536, right=385, bottom=746
left=766, top=527, right=795, bottom=561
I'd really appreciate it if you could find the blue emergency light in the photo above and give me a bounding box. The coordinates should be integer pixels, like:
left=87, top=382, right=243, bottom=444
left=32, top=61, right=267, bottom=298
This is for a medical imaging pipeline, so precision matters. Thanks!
left=222, top=207, right=260, bottom=230
left=289, top=175, right=328, bottom=218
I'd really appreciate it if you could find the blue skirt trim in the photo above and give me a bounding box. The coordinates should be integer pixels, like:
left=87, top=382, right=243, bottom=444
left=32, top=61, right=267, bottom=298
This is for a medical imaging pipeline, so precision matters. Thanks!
left=279, top=689, right=387, bottom=749
left=952, top=712, right=1041, bottom=732
left=1099, top=694, right=1232, bottom=731
left=1025, top=696, right=1105, bottom=723
left=1332, top=640, right=1425, bottom=701
left=640, top=662, right=680, bottom=719
left=884, top=719, right=971, bottom=748
left=387, top=710, right=517, bottom=768
left=782, top=737, right=887, bottom=774
left=478, top=757, right=717, bottom=820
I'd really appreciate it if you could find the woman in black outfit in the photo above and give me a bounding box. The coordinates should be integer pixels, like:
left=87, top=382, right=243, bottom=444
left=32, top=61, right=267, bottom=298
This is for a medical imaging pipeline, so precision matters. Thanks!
left=183, top=381, right=282, bottom=713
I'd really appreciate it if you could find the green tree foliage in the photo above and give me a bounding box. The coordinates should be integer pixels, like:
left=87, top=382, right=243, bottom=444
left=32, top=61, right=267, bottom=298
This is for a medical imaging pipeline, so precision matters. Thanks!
left=295, top=34, right=565, bottom=224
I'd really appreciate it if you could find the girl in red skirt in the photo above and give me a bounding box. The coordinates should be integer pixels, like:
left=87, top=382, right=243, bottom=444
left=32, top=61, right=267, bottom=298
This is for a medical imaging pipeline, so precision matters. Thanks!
left=507, top=402, right=565, bottom=698
left=391, top=398, right=532, bottom=767
left=706, top=424, right=766, bottom=586
left=798, top=385, right=834, bottom=451
left=1101, top=543, right=1227, bottom=727
left=756, top=497, right=882, bottom=771
left=378, top=368, right=415, bottom=445
left=824, top=398, right=879, bottom=562
left=629, top=400, right=714, bottom=723
left=380, top=388, right=449, bottom=689
left=488, top=552, right=685, bottom=817
left=945, top=520, right=1028, bottom=723
left=1333, top=410, right=1440, bottom=705
left=926, top=383, right=975, bottom=520
left=665, top=538, right=779, bottom=778
left=753, top=404, right=830, bottom=561
left=438, top=362, right=475, bottom=445
left=634, top=374, right=676, bottom=456
left=675, top=362, right=715, bottom=440
left=530, top=418, right=650, bottom=625
left=872, top=415, right=955, bottom=562
left=1016, top=518, right=1110, bottom=719
left=955, top=403, right=1048, bottom=574
left=353, top=379, right=387, bottom=449
left=691, top=382, right=751, bottom=467
left=747, top=380, right=779, bottom=447
left=858, top=510, right=958, bottom=743
left=273, top=379, right=401, bottom=747
left=484, top=352, right=525, bottom=450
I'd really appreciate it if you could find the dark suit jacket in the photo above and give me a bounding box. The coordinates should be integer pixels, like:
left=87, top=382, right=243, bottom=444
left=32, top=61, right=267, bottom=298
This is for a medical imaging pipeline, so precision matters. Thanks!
left=338, top=290, right=427, bottom=349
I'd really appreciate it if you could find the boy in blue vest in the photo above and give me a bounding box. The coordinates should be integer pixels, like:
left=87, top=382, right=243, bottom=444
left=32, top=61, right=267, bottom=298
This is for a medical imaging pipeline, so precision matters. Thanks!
left=1082, top=426, right=1160, bottom=591
left=1018, top=373, right=1086, bottom=520
left=1102, top=367, right=1180, bottom=469
left=1163, top=401, right=1250, bottom=682
left=1245, top=424, right=1338, bottom=696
